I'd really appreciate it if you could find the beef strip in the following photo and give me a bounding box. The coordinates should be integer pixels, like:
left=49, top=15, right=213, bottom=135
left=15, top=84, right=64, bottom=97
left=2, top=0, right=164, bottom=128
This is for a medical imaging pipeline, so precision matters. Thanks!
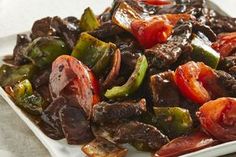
left=145, top=21, right=192, bottom=69
left=89, top=21, right=124, bottom=40
left=92, top=99, right=146, bottom=124
left=59, top=105, right=94, bottom=145
left=38, top=96, right=66, bottom=140
left=219, top=56, right=236, bottom=72
left=13, top=34, right=30, bottom=65
left=32, top=68, right=51, bottom=88
left=150, top=71, right=181, bottom=107
left=113, top=121, right=169, bottom=150
left=215, top=70, right=236, bottom=97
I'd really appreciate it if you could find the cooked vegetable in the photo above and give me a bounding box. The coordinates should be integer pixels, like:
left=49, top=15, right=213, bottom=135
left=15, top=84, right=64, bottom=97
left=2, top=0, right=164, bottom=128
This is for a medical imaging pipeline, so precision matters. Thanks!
left=92, top=99, right=146, bottom=124
left=49, top=55, right=100, bottom=118
left=82, top=137, right=128, bottom=157
left=0, top=64, right=37, bottom=87
left=153, top=107, right=193, bottom=138
left=8, top=79, right=45, bottom=115
left=138, top=0, right=174, bottom=6
left=197, top=97, right=236, bottom=142
left=112, top=1, right=141, bottom=32
left=212, top=32, right=236, bottom=57
left=191, top=35, right=220, bottom=69
left=154, top=131, right=218, bottom=157
left=105, top=55, right=148, bottom=99
left=80, top=7, right=100, bottom=32
left=131, top=14, right=190, bottom=48
left=24, top=37, right=69, bottom=68
left=72, top=32, right=115, bottom=74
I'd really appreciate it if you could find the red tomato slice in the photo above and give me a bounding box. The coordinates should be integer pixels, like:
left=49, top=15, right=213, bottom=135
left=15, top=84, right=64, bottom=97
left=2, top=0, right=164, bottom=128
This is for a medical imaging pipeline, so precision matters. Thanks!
left=131, top=14, right=191, bottom=49
left=131, top=17, right=173, bottom=48
left=49, top=55, right=100, bottom=118
left=154, top=131, right=218, bottom=157
left=138, top=0, right=174, bottom=6
left=198, top=97, right=236, bottom=142
left=174, top=61, right=212, bottom=104
left=212, top=32, right=236, bottom=57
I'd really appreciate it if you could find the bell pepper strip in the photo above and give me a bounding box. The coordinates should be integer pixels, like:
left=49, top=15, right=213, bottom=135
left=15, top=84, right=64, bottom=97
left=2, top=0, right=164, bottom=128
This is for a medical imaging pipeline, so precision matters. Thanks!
left=191, top=35, right=220, bottom=69
left=212, top=32, right=236, bottom=57
left=138, top=0, right=174, bottom=6
left=49, top=55, right=100, bottom=118
left=112, top=1, right=142, bottom=32
left=131, top=14, right=191, bottom=48
left=80, top=7, right=100, bottom=32
left=154, top=130, right=218, bottom=157
left=197, top=97, right=236, bottom=142
left=24, top=37, right=69, bottom=69
left=6, top=79, right=45, bottom=115
left=72, top=32, right=115, bottom=74
left=0, top=64, right=37, bottom=87
left=105, top=55, right=148, bottom=99
left=153, top=107, right=193, bottom=138
left=174, top=61, right=229, bottom=105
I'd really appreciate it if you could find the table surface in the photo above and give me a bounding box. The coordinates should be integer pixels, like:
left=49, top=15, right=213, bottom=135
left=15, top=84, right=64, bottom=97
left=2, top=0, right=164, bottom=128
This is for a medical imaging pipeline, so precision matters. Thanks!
left=0, top=0, right=236, bottom=157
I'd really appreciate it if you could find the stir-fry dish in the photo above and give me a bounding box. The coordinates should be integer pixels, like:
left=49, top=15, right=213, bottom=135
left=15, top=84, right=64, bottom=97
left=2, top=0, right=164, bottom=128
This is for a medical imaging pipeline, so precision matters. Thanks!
left=1, top=0, right=236, bottom=156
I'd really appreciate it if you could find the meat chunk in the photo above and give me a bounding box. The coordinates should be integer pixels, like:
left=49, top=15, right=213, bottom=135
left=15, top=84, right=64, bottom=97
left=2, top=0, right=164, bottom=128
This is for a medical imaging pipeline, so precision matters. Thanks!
left=38, top=96, right=66, bottom=140
left=59, top=105, right=94, bottom=145
left=13, top=34, right=30, bottom=65
left=113, top=121, right=169, bottom=150
left=82, top=137, right=128, bottom=157
left=145, top=22, right=192, bottom=69
left=150, top=71, right=181, bottom=107
left=215, top=70, right=236, bottom=97
left=92, top=99, right=146, bottom=124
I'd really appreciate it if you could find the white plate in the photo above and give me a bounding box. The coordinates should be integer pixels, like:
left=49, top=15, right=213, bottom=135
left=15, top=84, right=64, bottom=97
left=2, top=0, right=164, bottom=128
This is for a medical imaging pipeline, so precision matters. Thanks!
left=0, top=1, right=236, bottom=157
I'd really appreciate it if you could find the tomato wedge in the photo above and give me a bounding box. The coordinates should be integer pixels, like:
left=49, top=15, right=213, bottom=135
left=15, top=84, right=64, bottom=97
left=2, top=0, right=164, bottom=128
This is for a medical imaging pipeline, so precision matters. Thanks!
left=49, top=55, right=100, bottom=118
left=197, top=97, right=236, bottom=142
left=154, top=131, right=218, bottom=157
left=131, top=14, right=191, bottom=48
left=138, top=0, right=174, bottom=6
left=212, top=32, right=236, bottom=57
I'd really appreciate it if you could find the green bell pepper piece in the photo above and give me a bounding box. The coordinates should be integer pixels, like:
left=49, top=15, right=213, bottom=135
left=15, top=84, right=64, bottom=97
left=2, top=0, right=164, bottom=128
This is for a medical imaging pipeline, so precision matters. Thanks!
left=80, top=7, right=100, bottom=32
left=153, top=107, right=193, bottom=138
left=72, top=32, right=115, bottom=74
left=105, top=55, right=148, bottom=99
left=0, top=64, right=37, bottom=87
left=191, top=35, right=220, bottom=69
left=24, top=37, right=69, bottom=69
left=12, top=79, right=44, bottom=115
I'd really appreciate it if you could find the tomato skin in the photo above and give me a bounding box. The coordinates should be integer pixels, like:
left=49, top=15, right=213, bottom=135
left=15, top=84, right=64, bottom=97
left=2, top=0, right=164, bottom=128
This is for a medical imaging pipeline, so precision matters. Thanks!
left=138, top=0, right=173, bottom=6
left=198, top=97, right=236, bottom=142
left=212, top=32, right=236, bottom=57
left=49, top=55, right=100, bottom=118
left=131, top=17, right=173, bottom=49
left=154, top=131, right=217, bottom=157
left=131, top=14, right=191, bottom=49
left=174, top=61, right=211, bottom=104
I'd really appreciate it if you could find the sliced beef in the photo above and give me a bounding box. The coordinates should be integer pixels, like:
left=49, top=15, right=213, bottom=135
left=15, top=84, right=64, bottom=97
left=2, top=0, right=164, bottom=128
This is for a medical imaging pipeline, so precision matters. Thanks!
left=82, top=137, right=128, bottom=157
left=13, top=34, right=30, bottom=65
left=92, top=99, right=146, bottom=124
left=51, top=16, right=80, bottom=50
left=150, top=71, right=181, bottom=107
left=219, top=56, right=236, bottom=72
left=32, top=68, right=51, bottom=88
left=30, top=17, right=56, bottom=40
left=215, top=70, right=236, bottom=97
left=145, top=22, right=192, bottom=69
left=89, top=21, right=124, bottom=40
left=98, top=7, right=112, bottom=24
left=202, top=9, right=236, bottom=34
left=59, top=105, right=94, bottom=145
left=38, top=96, right=66, bottom=140
left=113, top=121, right=169, bottom=150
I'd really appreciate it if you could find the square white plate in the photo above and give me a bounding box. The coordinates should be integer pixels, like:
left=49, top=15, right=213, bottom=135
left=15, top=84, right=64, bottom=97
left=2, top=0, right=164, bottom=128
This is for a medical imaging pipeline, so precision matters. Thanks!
left=0, top=1, right=236, bottom=157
